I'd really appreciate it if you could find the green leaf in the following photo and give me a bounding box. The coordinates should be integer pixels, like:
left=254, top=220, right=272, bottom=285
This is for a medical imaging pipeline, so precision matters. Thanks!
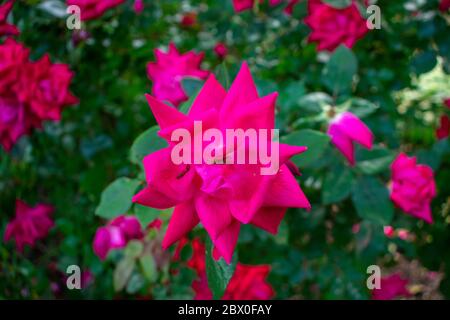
left=139, top=254, right=157, bottom=283
left=124, top=240, right=144, bottom=259
left=134, top=204, right=161, bottom=228
left=322, top=0, right=352, bottom=9
left=130, top=126, right=167, bottom=165
left=410, top=51, right=437, bottom=75
left=205, top=238, right=237, bottom=299
left=126, top=273, right=145, bottom=294
left=215, top=63, right=230, bottom=89
left=281, top=129, right=330, bottom=167
left=322, top=45, right=358, bottom=95
left=114, top=258, right=135, bottom=292
left=356, top=147, right=396, bottom=175
left=95, top=178, right=141, bottom=219
left=344, top=98, right=379, bottom=118
left=297, top=92, right=332, bottom=114
left=278, top=81, right=306, bottom=110
left=351, top=176, right=394, bottom=225
left=322, top=164, right=355, bottom=204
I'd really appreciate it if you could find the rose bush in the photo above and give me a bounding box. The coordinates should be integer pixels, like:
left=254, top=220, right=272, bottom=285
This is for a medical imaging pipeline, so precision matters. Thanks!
left=1, top=0, right=449, bottom=300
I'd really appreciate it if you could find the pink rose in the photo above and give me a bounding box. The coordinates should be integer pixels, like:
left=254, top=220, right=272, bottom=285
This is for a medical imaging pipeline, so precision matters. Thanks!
left=3, top=200, right=54, bottom=252
left=133, top=0, right=144, bottom=14
left=180, top=12, right=197, bottom=27
left=436, top=115, right=449, bottom=140
left=390, top=153, right=436, bottom=223
left=0, top=38, right=77, bottom=151
left=19, top=55, right=78, bottom=121
left=304, top=0, right=369, bottom=51
left=93, top=215, right=144, bottom=260
left=439, top=0, right=450, bottom=12
left=146, top=43, right=208, bottom=107
left=372, top=274, right=410, bottom=300
left=134, top=62, right=311, bottom=263
left=214, top=42, right=228, bottom=59
left=0, top=0, right=19, bottom=37
left=66, top=0, right=125, bottom=21
left=327, top=111, right=374, bottom=165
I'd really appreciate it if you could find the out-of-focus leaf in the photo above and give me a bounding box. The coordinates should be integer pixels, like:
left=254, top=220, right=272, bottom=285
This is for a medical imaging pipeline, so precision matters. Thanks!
left=124, top=240, right=144, bottom=259
left=95, top=178, right=140, bottom=219
left=134, top=204, right=161, bottom=228
left=126, top=273, right=145, bottom=294
left=114, top=258, right=135, bottom=292
left=322, top=164, right=354, bottom=204
left=323, top=0, right=352, bottom=9
left=282, top=129, right=330, bottom=167
left=356, top=147, right=396, bottom=175
left=139, top=254, right=157, bottom=283
left=343, top=98, right=379, bottom=118
left=351, top=176, right=394, bottom=225
left=322, top=45, right=358, bottom=95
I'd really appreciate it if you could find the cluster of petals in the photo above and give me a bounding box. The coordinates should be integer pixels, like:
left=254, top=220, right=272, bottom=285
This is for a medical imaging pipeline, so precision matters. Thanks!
left=304, top=0, right=369, bottom=51
left=327, top=111, right=374, bottom=165
left=93, top=215, right=144, bottom=260
left=133, top=62, right=311, bottom=263
left=371, top=274, right=411, bottom=300
left=390, top=153, right=436, bottom=223
left=147, top=43, right=208, bottom=107
left=66, top=0, right=125, bottom=21
left=4, top=200, right=54, bottom=252
left=0, top=38, right=77, bottom=151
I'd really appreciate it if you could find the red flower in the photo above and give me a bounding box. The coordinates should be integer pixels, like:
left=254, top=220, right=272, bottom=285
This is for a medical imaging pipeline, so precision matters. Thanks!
left=146, top=43, right=208, bottom=107
left=0, top=38, right=77, bottom=151
left=304, top=0, right=368, bottom=51
left=0, top=0, right=19, bottom=37
left=214, top=43, right=228, bottom=59
left=3, top=200, right=54, bottom=252
left=436, top=115, right=450, bottom=140
left=444, top=98, right=450, bottom=109
left=181, top=12, right=197, bottom=27
left=372, top=274, right=411, bottom=300
left=66, top=0, right=125, bottom=21
left=439, top=0, right=450, bottom=12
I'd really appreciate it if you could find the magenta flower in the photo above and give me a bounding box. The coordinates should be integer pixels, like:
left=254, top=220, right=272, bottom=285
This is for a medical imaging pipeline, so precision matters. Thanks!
left=444, top=98, right=450, bottom=109
left=232, top=0, right=257, bottom=12
left=93, top=215, right=143, bottom=260
left=133, top=62, right=311, bottom=263
left=439, top=0, right=450, bottom=12
left=214, top=43, right=228, bottom=59
left=0, top=0, right=18, bottom=37
left=66, top=0, right=125, bottom=21
left=133, top=0, right=144, bottom=14
left=0, top=38, right=77, bottom=152
left=436, top=115, right=449, bottom=140
left=304, top=0, right=368, bottom=52
left=147, top=43, right=208, bottom=107
left=4, top=200, right=54, bottom=252
left=372, top=274, right=410, bottom=300
left=390, top=153, right=436, bottom=224
left=327, top=112, right=374, bottom=165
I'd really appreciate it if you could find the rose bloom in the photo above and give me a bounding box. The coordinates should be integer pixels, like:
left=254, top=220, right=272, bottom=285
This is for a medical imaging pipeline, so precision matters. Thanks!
left=66, top=0, right=125, bottom=21
left=0, top=38, right=77, bottom=151
left=390, top=153, right=436, bottom=223
left=372, top=274, right=410, bottom=300
left=180, top=12, right=197, bottom=27
left=304, top=0, right=369, bottom=51
left=214, top=42, right=228, bottom=59
left=439, top=0, right=450, bottom=12
left=4, top=200, right=54, bottom=252
left=134, top=62, right=310, bottom=263
left=146, top=43, right=208, bottom=107
left=93, top=215, right=143, bottom=260
left=327, top=111, right=374, bottom=165
left=436, top=115, right=449, bottom=140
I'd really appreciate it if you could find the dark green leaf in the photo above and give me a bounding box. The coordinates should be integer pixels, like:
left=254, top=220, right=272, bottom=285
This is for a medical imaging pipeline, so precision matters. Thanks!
left=323, top=45, right=358, bottom=95
left=282, top=129, right=330, bottom=167
left=95, top=178, right=140, bottom=219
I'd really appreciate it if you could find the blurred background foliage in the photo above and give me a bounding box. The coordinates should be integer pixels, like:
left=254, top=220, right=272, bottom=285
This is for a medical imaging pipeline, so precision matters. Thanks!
left=1, top=0, right=450, bottom=299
